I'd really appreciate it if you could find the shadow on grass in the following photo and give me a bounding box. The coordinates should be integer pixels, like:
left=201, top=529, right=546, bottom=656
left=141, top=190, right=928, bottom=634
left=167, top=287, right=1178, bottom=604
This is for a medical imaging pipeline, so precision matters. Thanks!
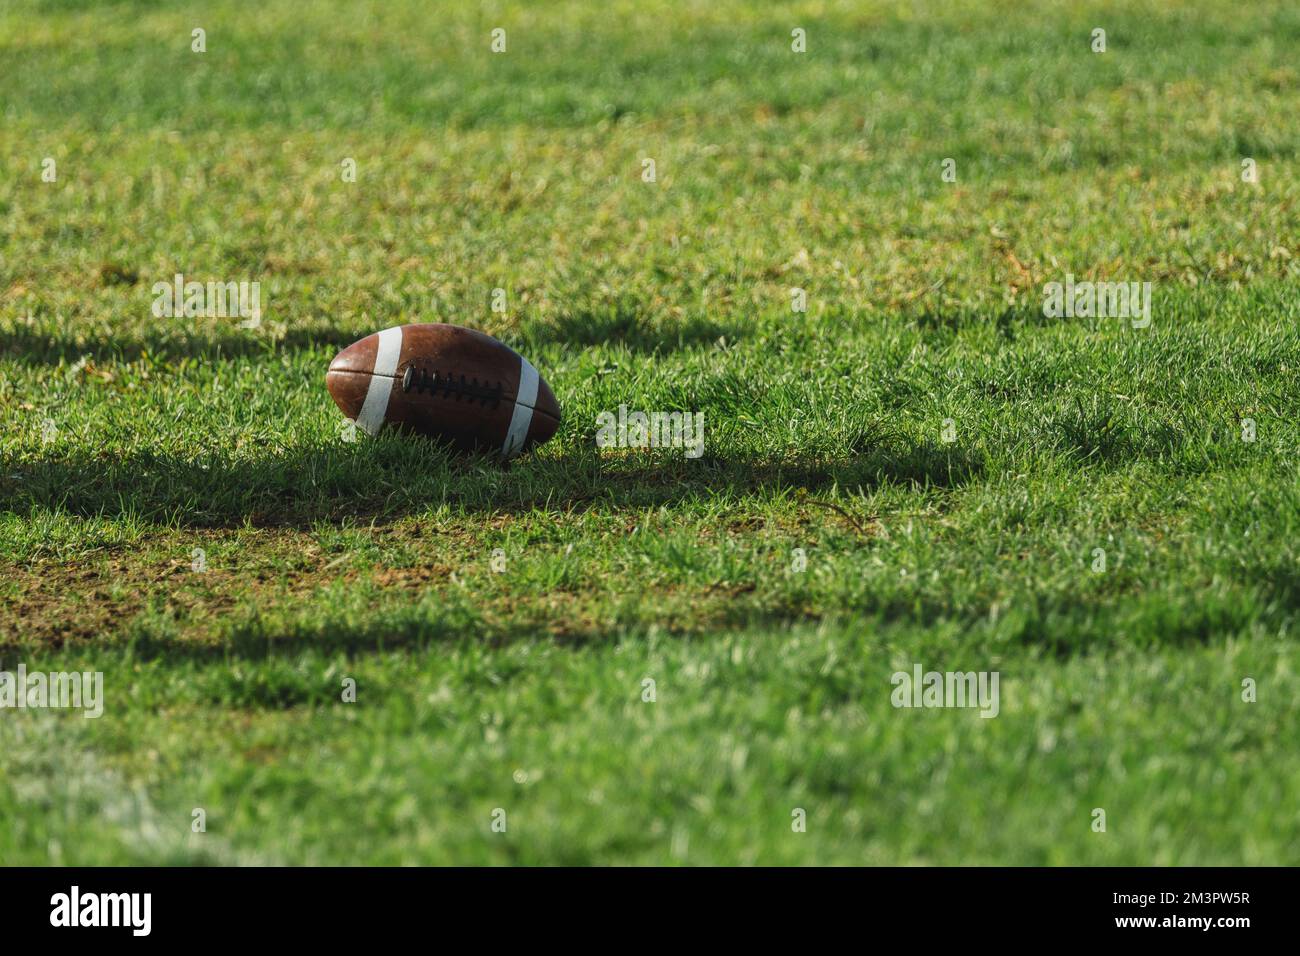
left=12, top=571, right=1278, bottom=676
left=3, top=436, right=985, bottom=529
left=912, top=302, right=1055, bottom=339
left=0, top=321, right=362, bottom=365
left=3, top=308, right=738, bottom=365
left=0, top=601, right=815, bottom=684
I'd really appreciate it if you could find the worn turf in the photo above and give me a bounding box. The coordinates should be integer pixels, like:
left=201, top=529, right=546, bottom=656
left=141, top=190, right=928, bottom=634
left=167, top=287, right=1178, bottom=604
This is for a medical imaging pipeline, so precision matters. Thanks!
left=1, top=0, right=1297, bottom=864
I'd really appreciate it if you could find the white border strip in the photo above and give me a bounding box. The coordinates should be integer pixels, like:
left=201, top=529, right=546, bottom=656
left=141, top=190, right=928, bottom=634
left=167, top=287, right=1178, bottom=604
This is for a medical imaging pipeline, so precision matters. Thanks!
left=502, top=356, right=539, bottom=457
left=355, top=326, right=403, bottom=435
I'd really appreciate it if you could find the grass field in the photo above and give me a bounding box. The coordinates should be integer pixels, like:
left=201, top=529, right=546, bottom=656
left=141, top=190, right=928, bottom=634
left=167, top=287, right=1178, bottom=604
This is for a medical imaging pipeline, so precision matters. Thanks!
left=2, top=0, right=1298, bottom=864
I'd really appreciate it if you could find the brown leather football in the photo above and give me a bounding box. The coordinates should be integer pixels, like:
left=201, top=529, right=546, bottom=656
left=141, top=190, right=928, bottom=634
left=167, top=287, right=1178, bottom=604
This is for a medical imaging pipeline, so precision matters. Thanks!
left=326, top=323, right=560, bottom=457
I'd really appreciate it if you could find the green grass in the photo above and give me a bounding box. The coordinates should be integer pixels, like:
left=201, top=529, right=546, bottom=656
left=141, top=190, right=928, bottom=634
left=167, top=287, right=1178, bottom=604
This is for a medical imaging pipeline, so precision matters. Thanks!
left=1, top=0, right=1298, bottom=864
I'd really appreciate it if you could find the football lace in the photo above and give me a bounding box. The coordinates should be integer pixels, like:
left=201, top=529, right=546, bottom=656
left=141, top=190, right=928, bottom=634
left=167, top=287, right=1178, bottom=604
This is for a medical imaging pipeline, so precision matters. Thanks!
left=400, top=365, right=504, bottom=407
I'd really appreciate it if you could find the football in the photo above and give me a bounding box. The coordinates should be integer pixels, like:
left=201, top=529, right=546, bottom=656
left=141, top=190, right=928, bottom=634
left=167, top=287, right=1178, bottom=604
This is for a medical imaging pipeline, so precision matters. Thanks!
left=326, top=323, right=561, bottom=457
